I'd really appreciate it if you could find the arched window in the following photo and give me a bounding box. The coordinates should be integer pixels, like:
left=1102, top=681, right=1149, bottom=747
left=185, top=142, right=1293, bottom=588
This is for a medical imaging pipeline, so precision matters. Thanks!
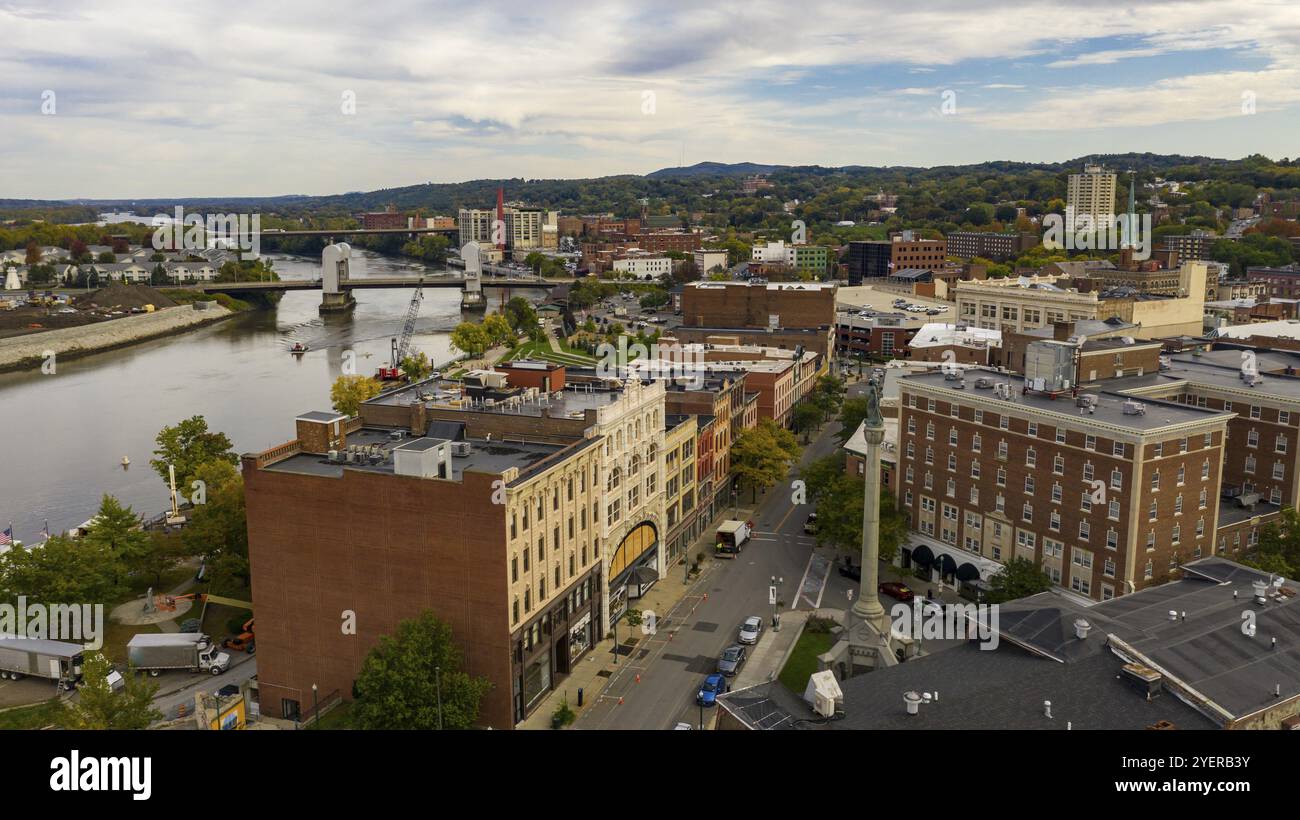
left=607, top=467, right=622, bottom=491
left=630, top=454, right=640, bottom=475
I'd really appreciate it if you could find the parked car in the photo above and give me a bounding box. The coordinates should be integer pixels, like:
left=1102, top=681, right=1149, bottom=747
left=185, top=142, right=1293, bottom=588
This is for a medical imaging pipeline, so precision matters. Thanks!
left=803, top=513, right=818, bottom=534
left=673, top=722, right=693, bottom=730
left=738, top=616, right=763, bottom=645
left=717, top=645, right=747, bottom=676
left=697, top=673, right=728, bottom=706
left=879, top=582, right=915, bottom=602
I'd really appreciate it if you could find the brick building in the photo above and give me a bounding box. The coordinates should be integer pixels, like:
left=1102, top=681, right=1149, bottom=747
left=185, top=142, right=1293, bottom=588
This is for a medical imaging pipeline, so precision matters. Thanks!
left=897, top=371, right=1233, bottom=601
left=945, top=231, right=1039, bottom=262
left=680, top=280, right=836, bottom=330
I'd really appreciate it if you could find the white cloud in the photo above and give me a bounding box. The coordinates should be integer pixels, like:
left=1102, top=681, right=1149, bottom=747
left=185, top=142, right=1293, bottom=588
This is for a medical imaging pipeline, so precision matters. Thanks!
left=1, top=0, right=1298, bottom=197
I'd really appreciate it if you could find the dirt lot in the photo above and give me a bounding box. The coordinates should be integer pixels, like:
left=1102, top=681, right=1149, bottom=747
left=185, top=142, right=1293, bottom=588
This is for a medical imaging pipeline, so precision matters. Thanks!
left=0, top=284, right=180, bottom=339
left=0, top=673, right=59, bottom=709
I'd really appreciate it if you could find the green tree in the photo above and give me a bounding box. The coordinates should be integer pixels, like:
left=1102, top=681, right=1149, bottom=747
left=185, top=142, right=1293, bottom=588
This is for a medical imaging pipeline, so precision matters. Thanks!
left=58, top=653, right=161, bottom=730
left=1243, top=507, right=1300, bottom=578
left=481, top=313, right=514, bottom=348
left=0, top=534, right=123, bottom=605
left=799, top=456, right=907, bottom=563
left=835, top=396, right=872, bottom=444
left=352, top=611, right=492, bottom=730
left=330, top=374, right=383, bottom=416
left=80, top=495, right=151, bottom=582
left=449, top=322, right=490, bottom=359
left=150, top=416, right=237, bottom=490
left=400, top=350, right=433, bottom=381
left=181, top=460, right=250, bottom=590
left=730, top=419, right=800, bottom=501
left=986, top=556, right=1054, bottom=604
left=503, top=297, right=540, bottom=334
left=792, top=403, right=825, bottom=442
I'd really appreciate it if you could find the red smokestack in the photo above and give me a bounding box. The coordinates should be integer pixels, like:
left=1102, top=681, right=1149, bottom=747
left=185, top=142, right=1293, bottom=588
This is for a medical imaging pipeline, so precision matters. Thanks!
left=496, top=186, right=505, bottom=251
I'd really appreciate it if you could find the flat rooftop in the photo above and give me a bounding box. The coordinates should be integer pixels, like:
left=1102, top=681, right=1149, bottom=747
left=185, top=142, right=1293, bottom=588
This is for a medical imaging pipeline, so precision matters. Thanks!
left=900, top=369, right=1232, bottom=431
left=366, top=378, right=625, bottom=421
left=1109, top=349, right=1300, bottom=401
left=262, top=427, right=563, bottom=482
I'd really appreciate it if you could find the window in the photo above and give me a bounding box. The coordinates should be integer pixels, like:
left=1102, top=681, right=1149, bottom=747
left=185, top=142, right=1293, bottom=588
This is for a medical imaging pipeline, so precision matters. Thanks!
left=1179, top=437, right=1188, bottom=454
left=969, top=487, right=979, bottom=505
left=999, top=415, right=1009, bottom=431
left=906, top=441, right=915, bottom=460
left=1150, top=471, right=1160, bottom=491
left=1274, top=461, right=1286, bottom=480
left=1051, top=483, right=1062, bottom=504
left=1022, top=502, right=1033, bottom=523
left=511, top=556, right=519, bottom=582
left=1113, top=441, right=1125, bottom=457
left=1106, top=528, right=1118, bottom=550
left=948, top=454, right=957, bottom=472
left=997, top=441, right=1008, bottom=460
left=1108, top=500, right=1120, bottom=520
left=1028, top=422, right=1038, bottom=437
left=1026, top=448, right=1037, bottom=468
left=972, top=433, right=982, bottom=453
left=1080, top=491, right=1092, bottom=512
left=1078, top=520, right=1089, bottom=540
left=1148, top=501, right=1158, bottom=521
left=1176, top=465, right=1185, bottom=485
left=1053, top=455, right=1064, bottom=475
left=1024, top=475, right=1035, bottom=494
left=974, top=409, right=984, bottom=424
left=926, top=421, right=935, bottom=440
left=1250, top=405, right=1261, bottom=420
left=1172, top=524, right=1181, bottom=545
left=1083, top=462, right=1094, bottom=481
left=1174, top=494, right=1183, bottom=515
left=1199, top=488, right=1207, bottom=509
left=995, top=494, right=1006, bottom=514
left=1104, top=557, right=1115, bottom=578
left=1153, top=442, right=1163, bottom=458
left=996, top=466, right=1006, bottom=487
left=1056, top=427, right=1066, bottom=444
left=946, top=479, right=956, bottom=497
left=1277, top=434, right=1289, bottom=454
left=1085, top=434, right=1096, bottom=451
left=925, top=446, right=934, bottom=465
left=1049, top=510, right=1060, bottom=531
left=1248, top=429, right=1259, bottom=448
left=907, top=417, right=916, bottom=434
left=971, top=461, right=981, bottom=479
left=949, top=428, right=958, bottom=446
left=1202, top=459, right=1211, bottom=480
left=1110, top=469, right=1123, bottom=490
left=1245, top=455, right=1256, bottom=474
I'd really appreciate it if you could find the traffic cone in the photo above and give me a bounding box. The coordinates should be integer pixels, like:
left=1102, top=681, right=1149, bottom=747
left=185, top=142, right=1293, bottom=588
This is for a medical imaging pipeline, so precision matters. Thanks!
left=618, top=696, right=624, bottom=705
left=635, top=674, right=641, bottom=684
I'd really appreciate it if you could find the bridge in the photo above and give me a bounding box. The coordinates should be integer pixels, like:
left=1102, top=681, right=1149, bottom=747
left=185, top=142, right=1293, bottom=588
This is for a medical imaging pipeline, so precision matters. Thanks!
left=257, top=226, right=459, bottom=240
left=188, top=272, right=559, bottom=295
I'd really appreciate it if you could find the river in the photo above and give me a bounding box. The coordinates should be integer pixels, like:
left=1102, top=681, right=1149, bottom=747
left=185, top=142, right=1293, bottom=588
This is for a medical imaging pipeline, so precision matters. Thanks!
left=0, top=248, right=543, bottom=540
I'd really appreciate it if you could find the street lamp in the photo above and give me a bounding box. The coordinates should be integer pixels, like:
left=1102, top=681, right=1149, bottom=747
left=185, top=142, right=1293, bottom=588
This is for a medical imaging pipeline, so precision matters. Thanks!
left=435, top=666, right=444, bottom=730
left=771, top=575, right=784, bottom=631
left=310, top=683, right=318, bottom=729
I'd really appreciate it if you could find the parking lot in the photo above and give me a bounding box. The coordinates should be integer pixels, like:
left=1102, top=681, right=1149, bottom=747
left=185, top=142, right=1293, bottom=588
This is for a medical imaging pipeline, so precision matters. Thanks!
left=836, top=283, right=955, bottom=317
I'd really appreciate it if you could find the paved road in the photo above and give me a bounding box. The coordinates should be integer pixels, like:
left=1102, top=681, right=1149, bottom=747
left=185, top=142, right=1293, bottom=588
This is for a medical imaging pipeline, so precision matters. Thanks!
left=150, top=652, right=258, bottom=722
left=576, top=420, right=844, bottom=731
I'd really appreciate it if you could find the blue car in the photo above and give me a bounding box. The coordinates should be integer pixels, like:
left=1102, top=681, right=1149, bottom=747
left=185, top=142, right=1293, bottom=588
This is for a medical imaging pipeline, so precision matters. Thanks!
left=697, top=673, right=728, bottom=706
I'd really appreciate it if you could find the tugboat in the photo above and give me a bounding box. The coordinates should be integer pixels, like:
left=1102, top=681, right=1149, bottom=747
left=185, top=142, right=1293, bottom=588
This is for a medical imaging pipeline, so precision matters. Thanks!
left=290, top=342, right=310, bottom=355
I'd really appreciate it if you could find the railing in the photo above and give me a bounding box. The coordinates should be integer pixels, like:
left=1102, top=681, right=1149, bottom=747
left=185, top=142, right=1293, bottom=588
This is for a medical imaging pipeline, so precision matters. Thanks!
left=254, top=440, right=302, bottom=468
left=298, top=689, right=342, bottom=728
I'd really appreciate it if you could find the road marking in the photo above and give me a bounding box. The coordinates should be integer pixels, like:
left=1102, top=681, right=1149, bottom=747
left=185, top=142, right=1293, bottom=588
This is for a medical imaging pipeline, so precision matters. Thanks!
left=792, top=551, right=815, bottom=611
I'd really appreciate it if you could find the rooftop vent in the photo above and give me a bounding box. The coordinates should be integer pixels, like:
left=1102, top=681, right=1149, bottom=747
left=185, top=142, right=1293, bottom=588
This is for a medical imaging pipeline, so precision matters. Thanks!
left=451, top=441, right=473, bottom=457
left=1073, top=619, right=1092, bottom=640
left=1253, top=580, right=1269, bottom=605
left=974, top=377, right=994, bottom=389
left=1122, top=400, right=1146, bottom=415
left=904, top=691, right=922, bottom=715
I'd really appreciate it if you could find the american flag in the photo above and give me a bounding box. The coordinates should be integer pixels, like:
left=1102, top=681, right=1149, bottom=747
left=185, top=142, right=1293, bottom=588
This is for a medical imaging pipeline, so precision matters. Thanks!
left=0, top=525, right=12, bottom=546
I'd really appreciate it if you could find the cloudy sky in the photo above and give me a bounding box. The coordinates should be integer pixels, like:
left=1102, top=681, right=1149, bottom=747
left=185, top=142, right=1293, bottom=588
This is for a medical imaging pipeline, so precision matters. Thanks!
left=2, top=0, right=1298, bottom=199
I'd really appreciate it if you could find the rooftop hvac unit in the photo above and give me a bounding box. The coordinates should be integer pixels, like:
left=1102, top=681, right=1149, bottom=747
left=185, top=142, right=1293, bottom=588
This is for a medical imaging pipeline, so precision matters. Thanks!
left=389, top=430, right=405, bottom=441
left=993, top=383, right=1010, bottom=399
left=954, top=380, right=965, bottom=389
left=484, top=398, right=496, bottom=408
left=974, top=377, right=994, bottom=389
left=327, top=450, right=339, bottom=462
left=451, top=441, right=473, bottom=457
left=944, top=371, right=960, bottom=381
left=1076, top=395, right=1097, bottom=409
left=1123, top=400, right=1146, bottom=416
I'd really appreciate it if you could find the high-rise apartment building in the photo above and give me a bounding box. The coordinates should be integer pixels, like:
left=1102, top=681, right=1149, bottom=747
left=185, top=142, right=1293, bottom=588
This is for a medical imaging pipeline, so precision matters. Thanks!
left=1067, top=164, right=1118, bottom=229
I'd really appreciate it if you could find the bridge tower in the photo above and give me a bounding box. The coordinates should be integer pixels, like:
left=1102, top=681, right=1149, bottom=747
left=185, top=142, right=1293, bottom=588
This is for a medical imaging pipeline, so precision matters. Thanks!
left=460, top=242, right=485, bottom=312
left=319, top=242, right=356, bottom=313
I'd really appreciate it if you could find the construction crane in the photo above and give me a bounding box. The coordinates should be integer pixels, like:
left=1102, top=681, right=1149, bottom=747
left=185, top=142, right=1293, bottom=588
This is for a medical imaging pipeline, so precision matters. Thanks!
left=379, top=277, right=424, bottom=380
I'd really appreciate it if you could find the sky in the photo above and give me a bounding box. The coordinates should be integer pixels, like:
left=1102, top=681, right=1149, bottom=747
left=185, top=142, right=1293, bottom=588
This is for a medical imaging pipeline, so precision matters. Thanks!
left=2, top=0, right=1299, bottom=199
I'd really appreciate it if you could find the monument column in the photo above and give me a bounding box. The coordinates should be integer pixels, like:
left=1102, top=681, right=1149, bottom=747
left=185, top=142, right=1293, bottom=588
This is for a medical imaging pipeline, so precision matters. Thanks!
left=850, top=416, right=887, bottom=632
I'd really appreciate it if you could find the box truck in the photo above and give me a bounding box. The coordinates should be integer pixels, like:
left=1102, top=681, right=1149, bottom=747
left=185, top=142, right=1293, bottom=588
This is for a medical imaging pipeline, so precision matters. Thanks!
left=127, top=633, right=230, bottom=676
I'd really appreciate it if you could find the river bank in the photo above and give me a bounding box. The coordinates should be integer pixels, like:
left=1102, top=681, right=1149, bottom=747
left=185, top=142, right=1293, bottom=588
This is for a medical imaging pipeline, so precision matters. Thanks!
left=0, top=303, right=236, bottom=373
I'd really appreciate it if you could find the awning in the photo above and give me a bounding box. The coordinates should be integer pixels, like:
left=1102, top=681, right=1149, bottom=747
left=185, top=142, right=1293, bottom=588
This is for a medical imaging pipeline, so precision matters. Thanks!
left=628, top=565, right=659, bottom=586
left=938, top=554, right=958, bottom=576
left=956, top=562, right=981, bottom=582
left=910, top=544, right=934, bottom=566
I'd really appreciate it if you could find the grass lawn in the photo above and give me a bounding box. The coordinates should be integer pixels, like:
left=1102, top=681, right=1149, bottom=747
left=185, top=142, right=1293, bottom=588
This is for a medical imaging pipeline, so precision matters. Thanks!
left=311, top=700, right=355, bottom=729
left=778, top=628, right=835, bottom=695
left=0, top=699, right=65, bottom=730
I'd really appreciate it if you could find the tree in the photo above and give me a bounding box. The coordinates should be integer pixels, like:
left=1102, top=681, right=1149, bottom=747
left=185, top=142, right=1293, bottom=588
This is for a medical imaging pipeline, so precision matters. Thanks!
left=792, top=403, right=825, bottom=442
left=449, top=322, right=490, bottom=359
left=400, top=350, right=433, bottom=381
left=59, top=653, right=161, bottom=730
left=133, top=531, right=190, bottom=588
left=503, top=297, right=539, bottom=334
left=80, top=495, right=151, bottom=582
left=151, top=416, right=237, bottom=491
left=352, top=611, right=492, bottom=730
left=1243, top=507, right=1300, bottom=578
left=0, top=534, right=123, bottom=605
left=330, top=374, right=383, bottom=416
left=799, top=455, right=907, bottom=563
left=985, top=557, right=1054, bottom=604
left=481, top=313, right=514, bottom=348
left=730, top=419, right=800, bottom=501
left=181, top=460, right=250, bottom=591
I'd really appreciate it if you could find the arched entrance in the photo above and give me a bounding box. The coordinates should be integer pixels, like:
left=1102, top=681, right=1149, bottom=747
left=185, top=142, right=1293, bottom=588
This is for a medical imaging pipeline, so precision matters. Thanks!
left=609, top=522, right=660, bottom=619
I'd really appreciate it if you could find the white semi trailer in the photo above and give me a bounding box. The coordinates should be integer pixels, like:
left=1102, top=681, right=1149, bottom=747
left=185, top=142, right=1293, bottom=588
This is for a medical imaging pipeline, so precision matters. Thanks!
left=0, top=637, right=85, bottom=690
